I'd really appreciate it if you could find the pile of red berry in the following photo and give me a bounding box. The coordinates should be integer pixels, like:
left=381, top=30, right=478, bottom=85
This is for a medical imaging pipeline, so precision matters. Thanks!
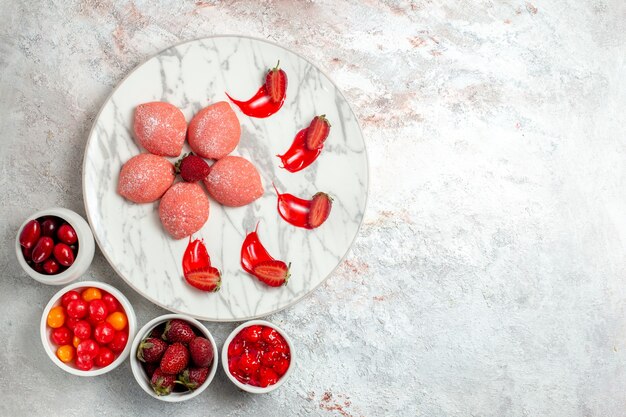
left=137, top=319, right=214, bottom=396
left=19, top=216, right=79, bottom=275
left=227, top=324, right=291, bottom=388
left=47, top=287, right=129, bottom=371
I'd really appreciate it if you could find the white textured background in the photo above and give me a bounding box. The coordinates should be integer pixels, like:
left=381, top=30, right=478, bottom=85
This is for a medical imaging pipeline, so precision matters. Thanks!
left=1, top=1, right=625, bottom=416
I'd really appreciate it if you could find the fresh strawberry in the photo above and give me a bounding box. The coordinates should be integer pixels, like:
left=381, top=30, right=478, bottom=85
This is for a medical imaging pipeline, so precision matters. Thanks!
left=178, top=367, right=209, bottom=390
left=184, top=266, right=221, bottom=292
left=137, top=337, right=168, bottom=363
left=160, top=342, right=190, bottom=375
left=150, top=368, right=176, bottom=396
left=305, top=115, right=331, bottom=150
left=265, top=61, right=287, bottom=103
left=252, top=260, right=290, bottom=287
left=307, top=192, right=332, bottom=228
left=189, top=336, right=214, bottom=368
left=163, top=319, right=196, bottom=344
left=175, top=153, right=211, bottom=182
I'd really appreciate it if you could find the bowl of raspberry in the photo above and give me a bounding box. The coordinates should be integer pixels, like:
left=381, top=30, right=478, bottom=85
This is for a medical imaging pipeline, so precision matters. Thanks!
left=222, top=320, right=295, bottom=393
left=40, top=281, right=137, bottom=376
left=16, top=207, right=95, bottom=285
left=129, top=314, right=218, bottom=402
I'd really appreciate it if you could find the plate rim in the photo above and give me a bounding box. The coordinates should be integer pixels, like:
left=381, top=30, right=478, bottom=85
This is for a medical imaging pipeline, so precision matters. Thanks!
left=81, top=34, right=370, bottom=322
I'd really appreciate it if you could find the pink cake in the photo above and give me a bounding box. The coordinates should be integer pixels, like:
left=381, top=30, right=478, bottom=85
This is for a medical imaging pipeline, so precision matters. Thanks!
left=203, top=156, right=263, bottom=207
left=188, top=102, right=241, bottom=159
left=133, top=102, right=187, bottom=157
left=159, top=182, right=209, bottom=239
left=118, top=154, right=175, bottom=203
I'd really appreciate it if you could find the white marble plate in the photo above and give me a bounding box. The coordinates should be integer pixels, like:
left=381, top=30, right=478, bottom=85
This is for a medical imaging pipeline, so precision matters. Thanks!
left=83, top=36, right=368, bottom=321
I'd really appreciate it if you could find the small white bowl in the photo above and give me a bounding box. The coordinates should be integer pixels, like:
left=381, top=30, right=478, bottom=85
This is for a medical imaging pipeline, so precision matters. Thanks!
left=222, top=320, right=295, bottom=394
left=130, top=314, right=219, bottom=402
left=40, top=280, right=137, bottom=376
left=16, top=207, right=95, bottom=285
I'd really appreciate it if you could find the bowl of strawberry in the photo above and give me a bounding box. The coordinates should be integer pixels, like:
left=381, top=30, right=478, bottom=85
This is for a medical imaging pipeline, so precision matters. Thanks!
left=40, top=281, right=136, bottom=376
left=16, top=208, right=95, bottom=285
left=222, top=320, right=294, bottom=393
left=130, top=314, right=218, bottom=402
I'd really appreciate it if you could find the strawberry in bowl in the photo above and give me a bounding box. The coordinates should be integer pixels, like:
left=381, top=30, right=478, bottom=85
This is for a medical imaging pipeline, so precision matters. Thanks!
left=130, top=314, right=218, bottom=402
left=222, top=320, right=295, bottom=393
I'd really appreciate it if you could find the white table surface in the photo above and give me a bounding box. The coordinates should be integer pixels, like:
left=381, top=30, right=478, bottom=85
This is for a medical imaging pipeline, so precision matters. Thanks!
left=1, top=1, right=625, bottom=416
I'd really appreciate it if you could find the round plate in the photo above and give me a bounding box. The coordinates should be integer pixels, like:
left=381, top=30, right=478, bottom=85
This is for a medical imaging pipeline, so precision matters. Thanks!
left=83, top=36, right=368, bottom=321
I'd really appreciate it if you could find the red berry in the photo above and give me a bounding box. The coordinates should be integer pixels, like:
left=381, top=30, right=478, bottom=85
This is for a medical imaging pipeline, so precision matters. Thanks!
left=94, top=322, right=116, bottom=345
left=57, top=223, right=78, bottom=244
left=265, top=61, right=287, bottom=103
left=66, top=299, right=89, bottom=319
left=273, top=358, right=290, bottom=376
left=53, top=243, right=75, bottom=267
left=189, top=336, right=214, bottom=368
left=260, top=350, right=278, bottom=367
left=305, top=115, right=331, bottom=150
left=43, top=258, right=60, bottom=275
left=76, top=354, right=93, bottom=371
left=65, top=317, right=79, bottom=331
left=94, top=347, right=115, bottom=367
left=101, top=293, right=119, bottom=313
left=237, top=353, right=260, bottom=375
left=175, top=153, right=211, bottom=182
left=51, top=327, right=72, bottom=346
left=252, top=260, right=290, bottom=287
left=31, top=237, right=54, bottom=263
left=40, top=217, right=60, bottom=238
left=183, top=266, right=222, bottom=292
left=307, top=192, right=333, bottom=229
left=77, top=339, right=99, bottom=359
left=88, top=299, right=108, bottom=323
left=19, top=220, right=41, bottom=249
left=259, top=367, right=279, bottom=387
left=159, top=343, right=190, bottom=375
left=261, top=328, right=280, bottom=345
left=242, top=325, right=263, bottom=343
left=61, top=290, right=80, bottom=308
left=109, top=331, right=128, bottom=353
left=73, top=320, right=91, bottom=340
left=228, top=338, right=244, bottom=358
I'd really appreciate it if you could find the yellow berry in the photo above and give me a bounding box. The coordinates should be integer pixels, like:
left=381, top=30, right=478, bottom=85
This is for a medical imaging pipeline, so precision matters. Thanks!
left=106, top=311, right=128, bottom=331
left=47, top=306, right=65, bottom=328
left=81, top=287, right=102, bottom=302
left=56, top=345, right=74, bottom=363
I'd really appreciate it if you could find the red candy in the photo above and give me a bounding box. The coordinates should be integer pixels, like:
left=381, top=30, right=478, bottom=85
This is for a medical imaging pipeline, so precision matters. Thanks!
left=228, top=325, right=290, bottom=387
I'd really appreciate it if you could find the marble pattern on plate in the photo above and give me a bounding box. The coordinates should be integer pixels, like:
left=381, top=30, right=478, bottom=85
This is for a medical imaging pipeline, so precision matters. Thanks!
left=83, top=36, right=368, bottom=321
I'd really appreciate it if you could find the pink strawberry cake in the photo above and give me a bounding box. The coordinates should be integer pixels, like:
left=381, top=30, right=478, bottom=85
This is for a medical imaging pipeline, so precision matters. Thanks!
left=203, top=156, right=263, bottom=207
left=133, top=102, right=187, bottom=157
left=159, top=182, right=209, bottom=239
left=118, top=154, right=175, bottom=203
left=188, top=102, right=241, bottom=160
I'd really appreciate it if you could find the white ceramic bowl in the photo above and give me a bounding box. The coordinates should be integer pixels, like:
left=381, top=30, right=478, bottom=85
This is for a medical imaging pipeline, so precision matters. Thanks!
left=130, top=314, right=219, bottom=402
left=40, top=280, right=137, bottom=376
left=222, top=320, right=295, bottom=394
left=16, top=207, right=95, bottom=285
